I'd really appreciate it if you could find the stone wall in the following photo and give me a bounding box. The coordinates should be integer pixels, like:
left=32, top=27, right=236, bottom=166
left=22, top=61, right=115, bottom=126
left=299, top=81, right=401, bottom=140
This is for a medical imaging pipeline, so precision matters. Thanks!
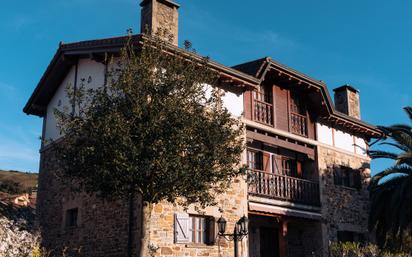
left=317, top=146, right=371, bottom=255
left=287, top=220, right=323, bottom=257
left=37, top=149, right=142, bottom=257
left=140, top=0, right=179, bottom=46
left=149, top=177, right=248, bottom=257
left=347, top=90, right=361, bottom=119
left=37, top=147, right=248, bottom=257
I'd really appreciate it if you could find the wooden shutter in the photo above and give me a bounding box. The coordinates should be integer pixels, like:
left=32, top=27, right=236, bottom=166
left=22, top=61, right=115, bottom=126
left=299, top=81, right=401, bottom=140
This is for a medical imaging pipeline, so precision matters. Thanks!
left=273, top=155, right=282, bottom=174
left=263, top=152, right=271, bottom=173
left=205, top=216, right=215, bottom=245
left=175, top=213, right=190, bottom=244
left=296, top=161, right=302, bottom=178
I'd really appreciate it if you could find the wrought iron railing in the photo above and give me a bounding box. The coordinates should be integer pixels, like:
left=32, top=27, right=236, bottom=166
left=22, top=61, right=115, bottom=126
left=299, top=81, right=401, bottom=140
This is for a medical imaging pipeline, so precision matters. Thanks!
left=248, top=169, right=320, bottom=206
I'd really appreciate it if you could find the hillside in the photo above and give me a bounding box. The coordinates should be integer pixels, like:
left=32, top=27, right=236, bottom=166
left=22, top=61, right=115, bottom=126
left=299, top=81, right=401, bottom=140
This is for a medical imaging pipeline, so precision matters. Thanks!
left=0, top=171, right=39, bottom=256
left=0, top=170, right=38, bottom=194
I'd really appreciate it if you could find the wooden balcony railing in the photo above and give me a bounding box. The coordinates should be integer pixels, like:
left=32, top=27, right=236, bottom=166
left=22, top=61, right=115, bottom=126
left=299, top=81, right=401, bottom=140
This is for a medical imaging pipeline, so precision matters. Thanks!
left=290, top=112, right=308, bottom=137
left=253, top=99, right=273, bottom=126
left=248, top=169, right=320, bottom=206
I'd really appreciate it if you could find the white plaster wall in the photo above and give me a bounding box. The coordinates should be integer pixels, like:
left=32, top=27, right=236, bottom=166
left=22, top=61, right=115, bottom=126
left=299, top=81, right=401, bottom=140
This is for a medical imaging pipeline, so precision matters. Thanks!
left=43, top=61, right=243, bottom=144
left=316, top=123, right=368, bottom=157
left=203, top=84, right=243, bottom=117
left=316, top=123, right=333, bottom=146
left=44, top=58, right=106, bottom=143
left=44, top=66, right=76, bottom=141
left=222, top=89, right=243, bottom=117
left=77, top=59, right=105, bottom=91
left=334, top=129, right=355, bottom=153
left=355, top=137, right=367, bottom=156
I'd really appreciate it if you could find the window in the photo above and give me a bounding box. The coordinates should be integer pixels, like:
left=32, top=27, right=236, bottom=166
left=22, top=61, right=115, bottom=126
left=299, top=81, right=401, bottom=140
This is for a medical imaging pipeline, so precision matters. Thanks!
left=247, top=150, right=263, bottom=170
left=65, top=208, right=78, bottom=228
left=334, top=166, right=361, bottom=189
left=281, top=157, right=302, bottom=178
left=253, top=85, right=272, bottom=103
left=337, top=231, right=365, bottom=243
left=290, top=92, right=307, bottom=115
left=175, top=213, right=215, bottom=245
left=189, top=216, right=208, bottom=244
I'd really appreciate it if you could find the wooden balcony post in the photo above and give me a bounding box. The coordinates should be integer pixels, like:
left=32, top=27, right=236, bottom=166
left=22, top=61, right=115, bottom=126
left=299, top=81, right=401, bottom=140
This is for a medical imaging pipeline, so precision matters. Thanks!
left=279, top=219, right=288, bottom=257
left=272, top=85, right=277, bottom=128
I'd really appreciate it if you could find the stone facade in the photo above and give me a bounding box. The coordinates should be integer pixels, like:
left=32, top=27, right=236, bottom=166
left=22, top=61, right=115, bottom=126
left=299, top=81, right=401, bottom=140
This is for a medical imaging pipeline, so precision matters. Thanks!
left=37, top=149, right=142, bottom=257
left=149, top=177, right=248, bottom=257
left=37, top=147, right=248, bottom=257
left=140, top=0, right=179, bottom=46
left=347, top=90, right=361, bottom=119
left=333, top=86, right=361, bottom=119
left=287, top=221, right=323, bottom=257
left=317, top=146, right=371, bottom=255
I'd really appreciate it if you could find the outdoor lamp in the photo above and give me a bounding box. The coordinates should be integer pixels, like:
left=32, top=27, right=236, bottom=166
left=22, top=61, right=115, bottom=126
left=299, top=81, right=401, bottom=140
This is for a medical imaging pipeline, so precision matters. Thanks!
left=216, top=215, right=249, bottom=257
left=217, top=216, right=227, bottom=235
left=238, top=215, right=249, bottom=235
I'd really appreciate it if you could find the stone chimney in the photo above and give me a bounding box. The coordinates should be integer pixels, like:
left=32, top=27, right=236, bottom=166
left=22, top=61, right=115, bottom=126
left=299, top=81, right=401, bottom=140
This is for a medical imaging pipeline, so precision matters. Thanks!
left=333, top=84, right=361, bottom=119
left=140, top=0, right=180, bottom=46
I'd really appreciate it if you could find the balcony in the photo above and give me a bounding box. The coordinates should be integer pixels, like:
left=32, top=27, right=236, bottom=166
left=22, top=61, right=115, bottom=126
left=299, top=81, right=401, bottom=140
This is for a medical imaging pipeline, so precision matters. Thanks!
left=248, top=169, right=320, bottom=206
left=290, top=112, right=308, bottom=137
left=252, top=91, right=273, bottom=126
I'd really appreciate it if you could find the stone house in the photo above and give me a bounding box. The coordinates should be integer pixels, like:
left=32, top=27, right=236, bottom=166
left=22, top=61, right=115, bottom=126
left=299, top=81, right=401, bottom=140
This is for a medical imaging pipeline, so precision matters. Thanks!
left=23, top=0, right=382, bottom=256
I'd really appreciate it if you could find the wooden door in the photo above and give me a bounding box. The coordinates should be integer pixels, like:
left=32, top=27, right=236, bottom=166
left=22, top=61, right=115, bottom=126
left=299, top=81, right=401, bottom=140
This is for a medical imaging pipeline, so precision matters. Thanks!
left=260, top=227, right=279, bottom=257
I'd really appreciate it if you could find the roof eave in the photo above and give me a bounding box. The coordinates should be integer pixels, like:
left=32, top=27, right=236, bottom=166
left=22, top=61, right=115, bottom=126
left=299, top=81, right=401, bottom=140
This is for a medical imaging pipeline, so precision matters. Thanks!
left=24, top=34, right=259, bottom=117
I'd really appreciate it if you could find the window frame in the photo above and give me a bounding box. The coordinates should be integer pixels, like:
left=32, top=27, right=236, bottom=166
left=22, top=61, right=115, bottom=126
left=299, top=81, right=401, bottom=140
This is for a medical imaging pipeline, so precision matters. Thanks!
left=65, top=208, right=79, bottom=228
left=247, top=149, right=263, bottom=171
left=188, top=215, right=215, bottom=246
left=333, top=166, right=361, bottom=190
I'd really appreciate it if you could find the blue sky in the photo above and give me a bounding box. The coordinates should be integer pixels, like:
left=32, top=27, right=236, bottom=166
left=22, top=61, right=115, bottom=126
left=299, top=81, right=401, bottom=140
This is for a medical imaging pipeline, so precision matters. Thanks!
left=0, top=0, right=410, bottom=173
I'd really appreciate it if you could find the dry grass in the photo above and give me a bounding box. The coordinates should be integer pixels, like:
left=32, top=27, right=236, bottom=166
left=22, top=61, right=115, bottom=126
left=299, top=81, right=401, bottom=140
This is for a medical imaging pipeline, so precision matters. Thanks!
left=0, top=170, right=38, bottom=193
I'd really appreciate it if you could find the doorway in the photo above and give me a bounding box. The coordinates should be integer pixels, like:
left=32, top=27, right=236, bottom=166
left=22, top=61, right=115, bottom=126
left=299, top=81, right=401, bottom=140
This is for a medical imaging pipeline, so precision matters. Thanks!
left=260, top=227, right=279, bottom=257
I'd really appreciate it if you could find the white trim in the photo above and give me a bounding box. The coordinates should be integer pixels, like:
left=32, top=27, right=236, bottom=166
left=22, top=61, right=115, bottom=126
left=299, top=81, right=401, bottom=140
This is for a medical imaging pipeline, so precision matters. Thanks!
left=242, top=118, right=371, bottom=161
left=249, top=202, right=322, bottom=220
left=249, top=196, right=321, bottom=212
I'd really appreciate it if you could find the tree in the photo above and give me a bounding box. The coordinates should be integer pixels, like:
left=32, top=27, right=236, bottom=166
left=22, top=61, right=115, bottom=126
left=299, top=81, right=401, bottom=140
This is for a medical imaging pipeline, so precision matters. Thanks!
left=53, top=35, right=244, bottom=257
left=368, top=106, right=412, bottom=249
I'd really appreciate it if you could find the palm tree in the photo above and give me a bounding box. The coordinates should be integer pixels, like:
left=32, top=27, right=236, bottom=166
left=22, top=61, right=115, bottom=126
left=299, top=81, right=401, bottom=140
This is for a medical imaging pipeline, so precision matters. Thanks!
left=369, top=106, right=412, bottom=249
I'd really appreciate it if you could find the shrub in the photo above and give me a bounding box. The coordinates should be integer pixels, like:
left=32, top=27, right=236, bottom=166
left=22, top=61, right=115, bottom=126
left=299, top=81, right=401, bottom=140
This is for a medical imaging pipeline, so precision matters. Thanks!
left=330, top=242, right=412, bottom=257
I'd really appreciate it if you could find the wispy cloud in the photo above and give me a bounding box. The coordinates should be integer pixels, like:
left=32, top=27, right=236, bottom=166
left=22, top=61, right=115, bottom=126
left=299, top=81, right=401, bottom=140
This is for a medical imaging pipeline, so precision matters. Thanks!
left=0, top=81, right=16, bottom=93
left=54, top=0, right=136, bottom=8
left=236, top=29, right=298, bottom=50
left=0, top=15, right=37, bottom=33
left=182, top=5, right=299, bottom=65
left=0, top=81, right=40, bottom=172
left=0, top=131, right=40, bottom=173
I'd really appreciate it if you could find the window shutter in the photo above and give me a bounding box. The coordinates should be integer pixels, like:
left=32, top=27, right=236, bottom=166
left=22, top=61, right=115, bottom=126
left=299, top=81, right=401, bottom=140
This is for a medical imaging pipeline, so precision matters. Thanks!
left=175, top=213, right=190, bottom=244
left=263, top=153, right=271, bottom=173
left=205, top=216, right=216, bottom=245
left=273, top=155, right=282, bottom=174
left=296, top=161, right=302, bottom=178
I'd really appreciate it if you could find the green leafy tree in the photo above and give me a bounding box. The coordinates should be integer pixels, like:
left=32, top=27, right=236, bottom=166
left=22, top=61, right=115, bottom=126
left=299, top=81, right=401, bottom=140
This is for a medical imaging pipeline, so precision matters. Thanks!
left=368, top=107, right=412, bottom=249
left=53, top=35, right=244, bottom=257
